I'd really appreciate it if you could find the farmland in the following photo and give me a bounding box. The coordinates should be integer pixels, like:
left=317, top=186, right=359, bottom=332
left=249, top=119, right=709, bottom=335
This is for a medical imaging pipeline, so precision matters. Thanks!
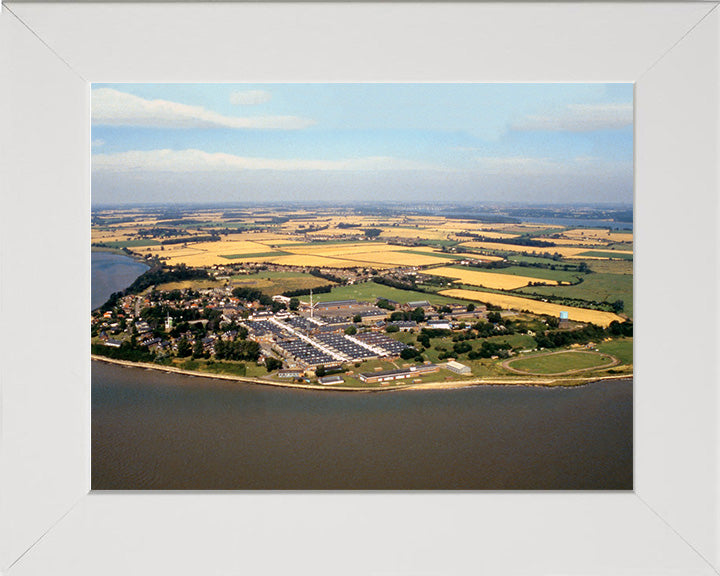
left=92, top=204, right=633, bottom=371
left=439, top=288, right=625, bottom=326
left=424, top=266, right=560, bottom=290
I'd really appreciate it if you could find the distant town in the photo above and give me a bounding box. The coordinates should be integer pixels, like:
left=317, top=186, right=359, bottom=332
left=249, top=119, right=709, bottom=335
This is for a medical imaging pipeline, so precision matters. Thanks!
left=92, top=204, right=633, bottom=389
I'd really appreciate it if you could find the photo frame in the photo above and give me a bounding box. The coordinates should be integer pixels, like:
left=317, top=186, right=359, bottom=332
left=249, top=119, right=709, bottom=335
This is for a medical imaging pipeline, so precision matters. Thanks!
left=1, top=2, right=718, bottom=574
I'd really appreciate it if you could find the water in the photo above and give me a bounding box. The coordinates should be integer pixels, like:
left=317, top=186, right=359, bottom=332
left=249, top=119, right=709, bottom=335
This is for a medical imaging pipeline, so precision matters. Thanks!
left=523, top=216, right=633, bottom=230
left=92, top=361, right=632, bottom=490
left=91, top=251, right=148, bottom=310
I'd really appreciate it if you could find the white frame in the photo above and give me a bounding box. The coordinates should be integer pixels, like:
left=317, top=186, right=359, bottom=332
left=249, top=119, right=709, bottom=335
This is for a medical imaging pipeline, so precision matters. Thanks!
left=1, top=3, right=719, bottom=575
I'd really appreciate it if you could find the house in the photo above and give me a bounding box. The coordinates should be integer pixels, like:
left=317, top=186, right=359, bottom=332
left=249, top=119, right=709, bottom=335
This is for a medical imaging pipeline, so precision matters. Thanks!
left=318, top=375, right=344, bottom=385
left=104, top=339, right=122, bottom=348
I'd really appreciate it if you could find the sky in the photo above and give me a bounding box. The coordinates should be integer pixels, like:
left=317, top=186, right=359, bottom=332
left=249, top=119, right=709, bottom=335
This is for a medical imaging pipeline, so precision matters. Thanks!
left=91, top=83, right=633, bottom=206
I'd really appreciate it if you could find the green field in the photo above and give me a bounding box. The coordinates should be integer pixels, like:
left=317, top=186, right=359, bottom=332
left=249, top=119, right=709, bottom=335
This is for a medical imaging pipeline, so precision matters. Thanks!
left=515, top=273, right=633, bottom=318
left=584, top=259, right=633, bottom=275
left=578, top=250, right=633, bottom=260
left=448, top=264, right=584, bottom=284
left=231, top=270, right=333, bottom=296
left=101, top=239, right=161, bottom=248
left=506, top=350, right=616, bottom=375
left=597, top=338, right=633, bottom=365
left=508, top=254, right=564, bottom=265
left=298, top=283, right=466, bottom=306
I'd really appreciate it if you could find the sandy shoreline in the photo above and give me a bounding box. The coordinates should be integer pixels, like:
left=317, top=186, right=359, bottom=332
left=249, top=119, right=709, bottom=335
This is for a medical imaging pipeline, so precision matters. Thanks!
left=91, top=355, right=632, bottom=392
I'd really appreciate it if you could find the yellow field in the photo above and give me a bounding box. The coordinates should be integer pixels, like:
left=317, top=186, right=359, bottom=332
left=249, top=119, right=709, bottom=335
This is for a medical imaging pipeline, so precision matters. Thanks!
left=379, top=228, right=450, bottom=240
left=339, top=250, right=455, bottom=267
left=459, top=241, right=632, bottom=259
left=285, top=242, right=388, bottom=256
left=440, top=289, right=625, bottom=327
left=270, top=254, right=390, bottom=268
left=425, top=267, right=557, bottom=290
left=563, top=228, right=633, bottom=243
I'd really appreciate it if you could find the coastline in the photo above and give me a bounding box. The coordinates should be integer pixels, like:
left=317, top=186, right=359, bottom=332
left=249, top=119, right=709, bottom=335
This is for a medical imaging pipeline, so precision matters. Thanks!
left=91, top=355, right=632, bottom=392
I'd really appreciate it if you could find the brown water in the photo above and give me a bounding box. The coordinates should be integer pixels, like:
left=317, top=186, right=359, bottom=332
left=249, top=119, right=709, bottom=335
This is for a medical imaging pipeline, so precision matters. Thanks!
left=92, top=361, right=632, bottom=490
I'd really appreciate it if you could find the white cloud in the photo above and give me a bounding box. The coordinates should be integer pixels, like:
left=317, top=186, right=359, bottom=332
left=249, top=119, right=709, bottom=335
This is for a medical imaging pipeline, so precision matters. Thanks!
left=91, top=139, right=105, bottom=148
left=511, top=103, right=633, bottom=132
left=229, top=90, right=272, bottom=105
left=92, top=88, right=312, bottom=130
left=476, top=155, right=630, bottom=176
left=92, top=149, right=436, bottom=172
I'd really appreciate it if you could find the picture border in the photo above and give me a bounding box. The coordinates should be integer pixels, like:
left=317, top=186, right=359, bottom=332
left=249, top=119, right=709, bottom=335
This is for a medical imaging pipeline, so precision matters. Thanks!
left=1, top=2, right=719, bottom=574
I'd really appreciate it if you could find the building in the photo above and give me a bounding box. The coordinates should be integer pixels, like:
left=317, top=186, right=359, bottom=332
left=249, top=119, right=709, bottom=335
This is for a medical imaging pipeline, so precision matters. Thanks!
left=278, top=368, right=304, bottom=378
left=445, top=360, right=471, bottom=375
left=427, top=320, right=452, bottom=330
left=357, top=364, right=439, bottom=383
left=104, top=339, right=122, bottom=348
left=318, top=375, right=344, bottom=385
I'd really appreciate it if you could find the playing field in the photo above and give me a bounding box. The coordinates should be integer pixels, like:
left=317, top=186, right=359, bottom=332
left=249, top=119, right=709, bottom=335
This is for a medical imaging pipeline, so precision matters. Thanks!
left=505, top=350, right=617, bottom=375
left=439, top=288, right=625, bottom=326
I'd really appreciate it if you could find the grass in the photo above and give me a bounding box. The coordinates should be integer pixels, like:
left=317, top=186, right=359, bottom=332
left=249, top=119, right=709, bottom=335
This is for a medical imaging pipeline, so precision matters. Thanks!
left=515, top=273, right=633, bottom=318
left=597, top=338, right=633, bottom=365
left=102, top=239, right=160, bottom=248
left=506, top=350, right=616, bottom=374
left=577, top=250, right=633, bottom=260
left=584, top=259, right=633, bottom=275
left=230, top=270, right=333, bottom=296
left=298, top=283, right=466, bottom=306
left=508, top=254, right=563, bottom=265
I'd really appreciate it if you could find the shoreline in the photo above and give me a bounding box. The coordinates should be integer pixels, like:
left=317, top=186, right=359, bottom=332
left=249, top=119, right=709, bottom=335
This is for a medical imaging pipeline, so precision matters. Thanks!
left=91, top=355, right=632, bottom=393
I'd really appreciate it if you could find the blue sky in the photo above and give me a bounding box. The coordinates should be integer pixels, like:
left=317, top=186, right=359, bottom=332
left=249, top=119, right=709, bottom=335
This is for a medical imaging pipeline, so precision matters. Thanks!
left=91, top=83, right=633, bottom=205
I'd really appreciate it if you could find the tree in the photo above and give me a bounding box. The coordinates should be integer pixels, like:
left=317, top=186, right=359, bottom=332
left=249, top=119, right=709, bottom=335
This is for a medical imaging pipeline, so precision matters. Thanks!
left=364, top=228, right=382, bottom=238
left=177, top=338, right=192, bottom=357
left=410, top=307, right=425, bottom=323
left=345, top=325, right=357, bottom=335
left=386, top=324, right=400, bottom=333
left=315, top=365, right=327, bottom=377
left=265, top=357, right=282, bottom=372
left=353, top=314, right=362, bottom=323
left=400, top=347, right=419, bottom=360
left=289, top=298, right=300, bottom=311
left=487, top=311, right=502, bottom=324
left=192, top=339, right=204, bottom=359
left=611, top=300, right=624, bottom=313
left=466, top=303, right=475, bottom=312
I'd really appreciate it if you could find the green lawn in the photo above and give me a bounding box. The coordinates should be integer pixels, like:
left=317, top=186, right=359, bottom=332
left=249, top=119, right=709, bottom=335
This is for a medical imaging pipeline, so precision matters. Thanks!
left=515, top=273, right=633, bottom=318
left=102, top=239, right=161, bottom=248
left=506, top=350, right=616, bottom=374
left=577, top=250, right=633, bottom=260
left=597, top=338, right=633, bottom=365
left=298, top=283, right=466, bottom=305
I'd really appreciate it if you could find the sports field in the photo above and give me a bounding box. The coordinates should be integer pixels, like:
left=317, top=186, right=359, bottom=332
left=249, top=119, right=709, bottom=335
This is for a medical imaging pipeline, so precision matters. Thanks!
left=504, top=350, right=617, bottom=375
